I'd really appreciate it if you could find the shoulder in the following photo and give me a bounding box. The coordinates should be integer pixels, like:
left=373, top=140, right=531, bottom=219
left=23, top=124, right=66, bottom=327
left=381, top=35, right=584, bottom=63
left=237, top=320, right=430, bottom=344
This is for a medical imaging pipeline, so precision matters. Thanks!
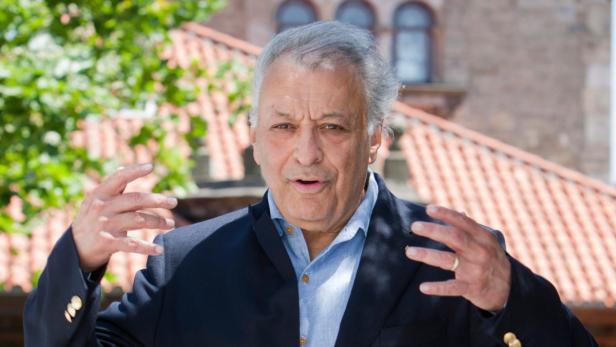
left=158, top=207, right=254, bottom=263
left=373, top=174, right=435, bottom=225
left=384, top=189, right=435, bottom=225
left=167, top=207, right=251, bottom=240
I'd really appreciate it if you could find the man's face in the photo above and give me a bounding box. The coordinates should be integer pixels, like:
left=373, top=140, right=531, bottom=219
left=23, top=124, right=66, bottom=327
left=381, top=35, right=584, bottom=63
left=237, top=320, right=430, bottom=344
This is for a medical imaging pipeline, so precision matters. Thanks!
left=250, top=56, right=381, bottom=234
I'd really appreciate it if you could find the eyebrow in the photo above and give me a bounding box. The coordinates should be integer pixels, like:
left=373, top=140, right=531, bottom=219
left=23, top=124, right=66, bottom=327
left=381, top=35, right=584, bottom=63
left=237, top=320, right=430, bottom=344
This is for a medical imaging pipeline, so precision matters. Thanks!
left=271, top=110, right=347, bottom=120
left=321, top=112, right=346, bottom=120
left=272, top=110, right=291, bottom=118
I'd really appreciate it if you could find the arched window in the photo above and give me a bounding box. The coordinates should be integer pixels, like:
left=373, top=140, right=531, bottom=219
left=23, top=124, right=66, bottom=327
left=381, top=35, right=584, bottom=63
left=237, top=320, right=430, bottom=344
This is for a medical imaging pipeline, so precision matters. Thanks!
left=276, top=0, right=317, bottom=33
left=335, top=0, right=376, bottom=31
left=392, top=2, right=434, bottom=83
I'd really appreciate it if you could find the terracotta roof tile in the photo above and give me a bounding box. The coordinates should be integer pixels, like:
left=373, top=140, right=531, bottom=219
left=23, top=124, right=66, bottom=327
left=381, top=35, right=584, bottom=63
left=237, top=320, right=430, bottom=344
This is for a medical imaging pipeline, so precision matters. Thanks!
left=2, top=24, right=615, bottom=308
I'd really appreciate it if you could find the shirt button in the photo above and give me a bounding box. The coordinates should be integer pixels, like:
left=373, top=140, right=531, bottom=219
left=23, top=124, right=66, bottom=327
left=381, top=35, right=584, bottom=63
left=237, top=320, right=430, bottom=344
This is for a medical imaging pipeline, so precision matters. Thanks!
left=301, top=274, right=310, bottom=284
left=286, top=226, right=293, bottom=235
left=299, top=336, right=307, bottom=345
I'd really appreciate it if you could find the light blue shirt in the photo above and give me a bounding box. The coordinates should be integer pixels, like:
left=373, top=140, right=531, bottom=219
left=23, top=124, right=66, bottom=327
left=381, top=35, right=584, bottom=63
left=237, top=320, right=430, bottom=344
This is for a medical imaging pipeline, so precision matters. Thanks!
left=268, top=172, right=379, bottom=347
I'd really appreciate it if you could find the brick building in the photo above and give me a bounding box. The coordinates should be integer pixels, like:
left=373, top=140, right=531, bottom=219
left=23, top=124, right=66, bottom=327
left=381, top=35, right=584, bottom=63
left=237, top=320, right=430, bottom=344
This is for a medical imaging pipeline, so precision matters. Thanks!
left=205, top=0, right=612, bottom=182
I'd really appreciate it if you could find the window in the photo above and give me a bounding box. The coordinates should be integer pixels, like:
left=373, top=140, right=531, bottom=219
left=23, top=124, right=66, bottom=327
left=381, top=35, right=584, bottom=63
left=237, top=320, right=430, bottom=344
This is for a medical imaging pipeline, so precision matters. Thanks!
left=392, top=2, right=434, bottom=84
left=335, top=1, right=376, bottom=31
left=276, top=0, right=317, bottom=33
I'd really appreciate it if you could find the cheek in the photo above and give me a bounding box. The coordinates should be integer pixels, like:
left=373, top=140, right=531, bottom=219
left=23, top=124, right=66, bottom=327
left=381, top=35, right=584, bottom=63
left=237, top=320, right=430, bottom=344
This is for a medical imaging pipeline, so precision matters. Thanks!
left=252, top=144, right=262, bottom=166
left=331, top=142, right=370, bottom=168
left=255, top=139, right=288, bottom=174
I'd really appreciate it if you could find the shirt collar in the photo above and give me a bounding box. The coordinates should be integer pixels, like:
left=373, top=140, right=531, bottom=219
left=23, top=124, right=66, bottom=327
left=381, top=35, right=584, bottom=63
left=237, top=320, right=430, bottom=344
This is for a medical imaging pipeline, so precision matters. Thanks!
left=268, top=171, right=379, bottom=238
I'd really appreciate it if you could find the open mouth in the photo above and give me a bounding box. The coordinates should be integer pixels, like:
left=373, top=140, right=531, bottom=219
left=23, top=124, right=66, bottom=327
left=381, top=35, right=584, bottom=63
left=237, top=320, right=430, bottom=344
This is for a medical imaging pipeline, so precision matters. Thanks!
left=296, top=179, right=320, bottom=185
left=291, top=178, right=326, bottom=192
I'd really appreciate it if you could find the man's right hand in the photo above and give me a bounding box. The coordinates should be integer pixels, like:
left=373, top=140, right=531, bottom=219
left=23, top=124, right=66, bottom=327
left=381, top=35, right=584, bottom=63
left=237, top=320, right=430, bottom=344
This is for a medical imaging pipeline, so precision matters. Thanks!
left=72, top=163, right=178, bottom=272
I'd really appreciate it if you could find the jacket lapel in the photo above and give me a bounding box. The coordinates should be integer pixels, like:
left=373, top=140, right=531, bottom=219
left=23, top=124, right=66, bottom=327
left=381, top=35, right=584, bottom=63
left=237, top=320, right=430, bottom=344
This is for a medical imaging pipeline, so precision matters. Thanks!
left=249, top=197, right=301, bottom=346
left=250, top=197, right=296, bottom=282
left=335, top=176, right=431, bottom=346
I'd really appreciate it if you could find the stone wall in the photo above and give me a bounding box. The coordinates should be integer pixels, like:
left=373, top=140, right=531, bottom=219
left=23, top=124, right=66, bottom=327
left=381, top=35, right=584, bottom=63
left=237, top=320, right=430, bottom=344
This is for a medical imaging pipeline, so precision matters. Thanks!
left=444, top=0, right=610, bottom=181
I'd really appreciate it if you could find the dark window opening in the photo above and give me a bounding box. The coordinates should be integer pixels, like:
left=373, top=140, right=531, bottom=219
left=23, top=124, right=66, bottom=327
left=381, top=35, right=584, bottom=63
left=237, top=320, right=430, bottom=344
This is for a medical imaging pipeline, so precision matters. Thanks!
left=392, top=2, right=434, bottom=84
left=335, top=0, right=376, bottom=31
left=276, top=0, right=318, bottom=33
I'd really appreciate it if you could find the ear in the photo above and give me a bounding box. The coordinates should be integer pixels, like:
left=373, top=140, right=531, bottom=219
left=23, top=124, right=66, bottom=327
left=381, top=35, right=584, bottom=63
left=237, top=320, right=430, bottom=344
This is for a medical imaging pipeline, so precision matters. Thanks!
left=249, top=127, right=261, bottom=165
left=368, top=125, right=382, bottom=164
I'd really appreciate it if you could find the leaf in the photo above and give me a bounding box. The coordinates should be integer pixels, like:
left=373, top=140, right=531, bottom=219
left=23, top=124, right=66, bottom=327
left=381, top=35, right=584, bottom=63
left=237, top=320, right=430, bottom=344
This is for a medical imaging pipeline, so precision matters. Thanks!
left=31, top=269, right=42, bottom=288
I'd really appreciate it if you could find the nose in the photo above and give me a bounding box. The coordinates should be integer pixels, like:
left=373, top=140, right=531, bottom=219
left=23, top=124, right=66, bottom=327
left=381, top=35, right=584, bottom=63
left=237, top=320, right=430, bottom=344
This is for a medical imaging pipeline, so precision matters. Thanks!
left=294, top=127, right=323, bottom=166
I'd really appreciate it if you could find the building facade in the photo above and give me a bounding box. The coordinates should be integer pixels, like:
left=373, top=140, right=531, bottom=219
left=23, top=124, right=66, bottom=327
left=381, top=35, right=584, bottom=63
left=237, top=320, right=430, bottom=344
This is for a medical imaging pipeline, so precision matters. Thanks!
left=205, top=0, right=611, bottom=182
left=2, top=21, right=615, bottom=347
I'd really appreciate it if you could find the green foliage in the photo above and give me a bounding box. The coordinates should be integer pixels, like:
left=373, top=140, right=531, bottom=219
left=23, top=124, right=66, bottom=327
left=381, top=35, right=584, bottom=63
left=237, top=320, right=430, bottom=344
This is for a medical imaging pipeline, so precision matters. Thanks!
left=0, top=0, right=233, bottom=234
left=31, top=269, right=42, bottom=288
left=212, top=59, right=252, bottom=126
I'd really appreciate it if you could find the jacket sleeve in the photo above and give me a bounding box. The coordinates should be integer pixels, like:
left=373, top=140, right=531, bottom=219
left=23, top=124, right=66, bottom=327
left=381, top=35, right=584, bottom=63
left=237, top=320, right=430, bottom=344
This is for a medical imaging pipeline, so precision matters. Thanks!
left=23, top=228, right=167, bottom=347
left=471, top=255, right=598, bottom=347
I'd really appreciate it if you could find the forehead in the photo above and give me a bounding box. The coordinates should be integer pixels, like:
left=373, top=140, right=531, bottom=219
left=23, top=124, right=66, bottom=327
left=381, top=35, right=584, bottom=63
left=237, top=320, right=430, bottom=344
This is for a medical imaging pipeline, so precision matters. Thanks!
left=258, top=55, right=367, bottom=119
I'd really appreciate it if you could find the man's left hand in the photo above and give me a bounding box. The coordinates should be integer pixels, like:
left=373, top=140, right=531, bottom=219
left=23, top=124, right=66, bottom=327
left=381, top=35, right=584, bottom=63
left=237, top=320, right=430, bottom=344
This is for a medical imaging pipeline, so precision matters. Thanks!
left=405, top=205, right=511, bottom=312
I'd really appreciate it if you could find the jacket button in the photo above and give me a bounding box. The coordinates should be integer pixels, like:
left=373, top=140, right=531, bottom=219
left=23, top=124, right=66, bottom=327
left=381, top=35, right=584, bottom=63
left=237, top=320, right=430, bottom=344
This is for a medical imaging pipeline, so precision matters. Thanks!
left=509, top=340, right=522, bottom=347
left=67, top=304, right=76, bottom=318
left=70, top=296, right=83, bottom=310
left=64, top=310, right=72, bottom=323
left=503, top=332, right=516, bottom=344
left=299, top=336, right=307, bottom=345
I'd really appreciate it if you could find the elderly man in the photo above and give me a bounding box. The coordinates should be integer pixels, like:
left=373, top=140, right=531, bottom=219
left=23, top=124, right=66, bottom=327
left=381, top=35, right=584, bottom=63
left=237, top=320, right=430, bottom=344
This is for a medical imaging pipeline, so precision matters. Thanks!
left=24, top=21, right=596, bottom=346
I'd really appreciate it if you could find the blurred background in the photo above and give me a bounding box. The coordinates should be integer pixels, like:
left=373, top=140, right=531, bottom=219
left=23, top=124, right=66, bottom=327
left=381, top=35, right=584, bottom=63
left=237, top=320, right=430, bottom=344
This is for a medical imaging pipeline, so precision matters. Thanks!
left=1, top=0, right=615, bottom=345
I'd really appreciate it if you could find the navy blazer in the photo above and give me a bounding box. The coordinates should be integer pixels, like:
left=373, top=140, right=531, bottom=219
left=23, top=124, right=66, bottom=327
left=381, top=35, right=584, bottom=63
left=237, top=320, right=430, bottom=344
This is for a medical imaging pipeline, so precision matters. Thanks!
left=24, top=175, right=597, bottom=346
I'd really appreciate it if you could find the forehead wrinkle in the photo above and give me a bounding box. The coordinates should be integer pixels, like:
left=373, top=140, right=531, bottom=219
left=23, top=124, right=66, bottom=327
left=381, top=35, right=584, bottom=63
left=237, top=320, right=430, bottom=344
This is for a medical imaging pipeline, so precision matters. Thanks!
left=270, top=84, right=360, bottom=122
left=260, top=57, right=367, bottom=124
left=304, top=84, right=358, bottom=122
left=273, top=93, right=342, bottom=122
left=270, top=106, right=354, bottom=124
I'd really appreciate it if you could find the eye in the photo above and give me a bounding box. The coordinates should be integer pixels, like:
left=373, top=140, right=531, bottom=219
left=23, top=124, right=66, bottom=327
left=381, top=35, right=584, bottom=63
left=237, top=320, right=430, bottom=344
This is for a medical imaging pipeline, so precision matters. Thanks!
left=272, top=123, right=294, bottom=130
left=322, top=124, right=345, bottom=131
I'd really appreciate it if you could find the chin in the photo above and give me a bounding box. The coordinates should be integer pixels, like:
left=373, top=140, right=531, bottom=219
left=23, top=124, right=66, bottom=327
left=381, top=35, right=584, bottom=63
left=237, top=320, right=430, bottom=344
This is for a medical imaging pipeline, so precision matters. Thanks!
left=286, top=203, right=330, bottom=223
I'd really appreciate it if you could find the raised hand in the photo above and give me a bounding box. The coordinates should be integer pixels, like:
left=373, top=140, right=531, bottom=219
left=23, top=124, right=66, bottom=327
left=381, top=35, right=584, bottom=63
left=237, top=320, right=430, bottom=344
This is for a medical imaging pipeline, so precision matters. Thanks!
left=71, top=164, right=178, bottom=272
left=405, top=205, right=511, bottom=312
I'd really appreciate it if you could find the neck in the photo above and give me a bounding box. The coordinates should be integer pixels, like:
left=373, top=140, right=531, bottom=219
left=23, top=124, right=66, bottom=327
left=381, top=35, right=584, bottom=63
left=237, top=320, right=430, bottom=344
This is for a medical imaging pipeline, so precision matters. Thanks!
left=300, top=184, right=366, bottom=260
left=302, top=230, right=339, bottom=260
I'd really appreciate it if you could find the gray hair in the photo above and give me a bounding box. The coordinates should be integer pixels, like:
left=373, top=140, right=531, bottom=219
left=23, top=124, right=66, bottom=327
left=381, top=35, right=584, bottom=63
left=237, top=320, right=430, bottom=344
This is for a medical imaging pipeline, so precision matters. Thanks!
left=249, top=21, right=399, bottom=135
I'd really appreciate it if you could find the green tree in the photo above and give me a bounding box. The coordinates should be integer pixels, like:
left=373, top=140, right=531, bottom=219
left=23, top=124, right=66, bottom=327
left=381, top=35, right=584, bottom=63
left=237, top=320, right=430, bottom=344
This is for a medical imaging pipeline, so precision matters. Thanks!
left=0, top=0, right=229, bottom=234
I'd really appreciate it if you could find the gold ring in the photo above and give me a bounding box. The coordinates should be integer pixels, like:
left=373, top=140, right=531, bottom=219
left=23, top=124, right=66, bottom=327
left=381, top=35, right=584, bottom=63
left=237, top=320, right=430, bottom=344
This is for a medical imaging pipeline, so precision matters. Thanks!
left=450, top=256, right=460, bottom=272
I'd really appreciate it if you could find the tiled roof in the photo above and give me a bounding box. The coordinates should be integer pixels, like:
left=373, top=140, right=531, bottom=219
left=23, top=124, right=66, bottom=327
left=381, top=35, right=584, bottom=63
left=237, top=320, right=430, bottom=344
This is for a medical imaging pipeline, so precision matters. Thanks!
left=393, top=103, right=616, bottom=307
left=2, top=24, right=615, bottom=308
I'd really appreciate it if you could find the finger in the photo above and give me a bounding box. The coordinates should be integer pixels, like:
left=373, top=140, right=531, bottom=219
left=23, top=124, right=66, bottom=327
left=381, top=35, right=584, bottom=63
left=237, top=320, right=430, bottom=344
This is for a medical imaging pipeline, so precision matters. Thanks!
left=94, top=163, right=154, bottom=199
left=103, top=192, right=178, bottom=215
left=426, top=205, right=480, bottom=236
left=102, top=212, right=175, bottom=233
left=82, top=198, right=107, bottom=224
left=411, top=221, right=476, bottom=253
left=107, top=235, right=164, bottom=256
left=419, top=279, right=468, bottom=297
left=405, top=246, right=459, bottom=272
